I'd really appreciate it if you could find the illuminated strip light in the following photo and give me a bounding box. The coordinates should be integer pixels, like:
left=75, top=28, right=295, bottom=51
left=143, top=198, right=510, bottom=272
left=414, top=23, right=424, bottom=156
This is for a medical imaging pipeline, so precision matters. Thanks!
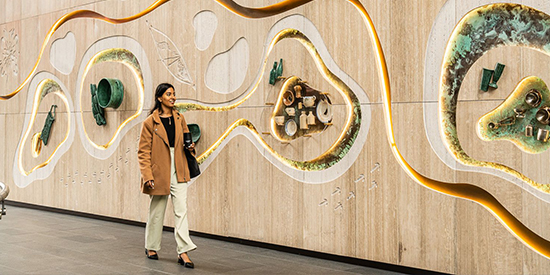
left=217, top=0, right=550, bottom=259
left=17, top=79, right=71, bottom=176
left=78, top=48, right=144, bottom=150
left=193, top=29, right=360, bottom=171
left=0, top=0, right=170, bottom=100
left=6, top=0, right=550, bottom=259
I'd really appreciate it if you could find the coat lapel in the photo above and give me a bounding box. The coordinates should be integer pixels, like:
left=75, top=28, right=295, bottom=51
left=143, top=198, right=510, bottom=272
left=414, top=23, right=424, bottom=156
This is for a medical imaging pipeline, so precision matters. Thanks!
left=152, top=109, right=170, bottom=147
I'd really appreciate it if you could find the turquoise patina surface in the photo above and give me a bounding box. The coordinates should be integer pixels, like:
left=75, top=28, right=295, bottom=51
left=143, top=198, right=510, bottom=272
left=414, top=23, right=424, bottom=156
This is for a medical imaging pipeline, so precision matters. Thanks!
left=477, top=76, right=550, bottom=154
left=441, top=3, right=550, bottom=192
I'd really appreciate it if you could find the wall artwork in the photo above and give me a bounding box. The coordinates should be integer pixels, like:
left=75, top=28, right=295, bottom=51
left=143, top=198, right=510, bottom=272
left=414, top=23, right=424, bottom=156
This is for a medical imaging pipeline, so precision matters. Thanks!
left=4, top=0, right=550, bottom=272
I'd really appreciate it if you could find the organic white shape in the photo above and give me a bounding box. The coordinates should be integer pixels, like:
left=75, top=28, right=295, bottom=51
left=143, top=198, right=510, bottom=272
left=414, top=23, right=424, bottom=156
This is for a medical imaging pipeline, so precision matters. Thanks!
left=193, top=10, right=218, bottom=51
left=205, top=37, right=249, bottom=94
left=147, top=20, right=194, bottom=87
left=49, top=31, right=76, bottom=75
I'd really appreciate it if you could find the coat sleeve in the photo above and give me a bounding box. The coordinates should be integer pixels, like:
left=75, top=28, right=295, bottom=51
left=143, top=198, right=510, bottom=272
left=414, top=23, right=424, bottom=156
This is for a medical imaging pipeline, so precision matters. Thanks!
left=138, top=118, right=154, bottom=183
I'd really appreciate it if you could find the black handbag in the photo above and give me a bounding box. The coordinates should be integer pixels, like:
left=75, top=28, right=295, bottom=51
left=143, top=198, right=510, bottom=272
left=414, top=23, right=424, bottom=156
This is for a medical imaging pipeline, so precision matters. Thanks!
left=185, top=149, right=201, bottom=178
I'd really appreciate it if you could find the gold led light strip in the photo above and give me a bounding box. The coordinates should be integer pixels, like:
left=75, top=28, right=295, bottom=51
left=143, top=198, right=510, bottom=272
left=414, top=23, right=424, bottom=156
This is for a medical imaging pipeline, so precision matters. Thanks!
left=189, top=29, right=360, bottom=171
left=78, top=48, right=144, bottom=150
left=0, top=0, right=170, bottom=100
left=216, top=0, right=550, bottom=258
left=18, top=79, right=71, bottom=175
left=6, top=0, right=550, bottom=258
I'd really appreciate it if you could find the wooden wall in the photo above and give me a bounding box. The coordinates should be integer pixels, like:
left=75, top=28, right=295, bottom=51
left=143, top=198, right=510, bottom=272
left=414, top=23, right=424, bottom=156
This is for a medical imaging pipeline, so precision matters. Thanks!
left=2, top=0, right=550, bottom=273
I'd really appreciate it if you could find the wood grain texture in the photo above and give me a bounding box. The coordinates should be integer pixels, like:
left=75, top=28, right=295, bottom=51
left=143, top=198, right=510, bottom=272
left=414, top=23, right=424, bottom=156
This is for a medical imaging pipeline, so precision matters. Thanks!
left=4, top=0, right=550, bottom=274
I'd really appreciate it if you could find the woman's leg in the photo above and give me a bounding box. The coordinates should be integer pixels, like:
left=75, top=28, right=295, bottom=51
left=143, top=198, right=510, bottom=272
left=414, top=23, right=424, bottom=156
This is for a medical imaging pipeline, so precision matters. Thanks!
left=145, top=194, right=168, bottom=252
left=171, top=180, right=197, bottom=254
left=169, top=148, right=196, bottom=254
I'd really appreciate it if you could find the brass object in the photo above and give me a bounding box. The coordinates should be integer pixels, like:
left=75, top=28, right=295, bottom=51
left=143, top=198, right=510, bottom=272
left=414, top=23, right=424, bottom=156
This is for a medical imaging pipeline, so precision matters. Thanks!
left=537, top=128, right=550, bottom=142
left=526, top=90, right=542, bottom=107
left=488, top=116, right=516, bottom=130
left=513, top=108, right=525, bottom=118
left=41, top=105, right=57, bottom=146
left=294, top=85, right=302, bottom=98
left=536, top=107, right=550, bottom=125
left=282, top=90, right=294, bottom=106
left=525, top=125, right=533, bottom=137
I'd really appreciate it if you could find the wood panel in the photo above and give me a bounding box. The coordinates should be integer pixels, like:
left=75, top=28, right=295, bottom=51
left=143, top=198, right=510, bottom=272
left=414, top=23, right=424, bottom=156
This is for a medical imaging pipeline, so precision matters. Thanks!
left=4, top=1, right=550, bottom=274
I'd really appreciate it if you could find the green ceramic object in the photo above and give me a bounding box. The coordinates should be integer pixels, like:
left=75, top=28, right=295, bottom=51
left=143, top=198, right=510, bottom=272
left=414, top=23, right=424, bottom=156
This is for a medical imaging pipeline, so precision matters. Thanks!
left=276, top=58, right=283, bottom=78
left=481, top=68, right=493, bottom=91
left=91, top=84, right=106, bottom=126
left=41, top=105, right=57, bottom=146
left=269, top=61, right=278, bottom=85
left=188, top=124, right=201, bottom=143
left=97, top=78, right=124, bottom=109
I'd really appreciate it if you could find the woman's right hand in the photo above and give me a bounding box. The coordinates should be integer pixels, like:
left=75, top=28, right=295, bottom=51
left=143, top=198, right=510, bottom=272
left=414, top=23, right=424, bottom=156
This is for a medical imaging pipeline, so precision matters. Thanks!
left=145, top=180, right=155, bottom=189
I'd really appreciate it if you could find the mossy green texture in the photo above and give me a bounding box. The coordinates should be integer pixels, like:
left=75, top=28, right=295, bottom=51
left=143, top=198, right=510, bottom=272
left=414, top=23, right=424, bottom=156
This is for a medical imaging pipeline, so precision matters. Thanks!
left=477, top=76, right=550, bottom=154
left=441, top=4, right=550, bottom=193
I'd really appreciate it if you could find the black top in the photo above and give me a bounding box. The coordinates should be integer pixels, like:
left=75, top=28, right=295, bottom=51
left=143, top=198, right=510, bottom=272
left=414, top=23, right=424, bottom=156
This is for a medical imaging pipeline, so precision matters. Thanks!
left=160, top=116, right=175, bottom=147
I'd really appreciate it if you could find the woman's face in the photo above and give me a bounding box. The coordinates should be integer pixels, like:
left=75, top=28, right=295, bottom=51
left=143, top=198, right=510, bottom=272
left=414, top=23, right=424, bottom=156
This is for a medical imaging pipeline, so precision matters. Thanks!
left=158, top=87, right=176, bottom=109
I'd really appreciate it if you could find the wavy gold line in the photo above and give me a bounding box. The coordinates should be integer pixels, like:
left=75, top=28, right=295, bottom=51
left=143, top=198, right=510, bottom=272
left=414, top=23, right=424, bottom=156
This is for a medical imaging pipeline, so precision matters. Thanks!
left=8, top=0, right=550, bottom=259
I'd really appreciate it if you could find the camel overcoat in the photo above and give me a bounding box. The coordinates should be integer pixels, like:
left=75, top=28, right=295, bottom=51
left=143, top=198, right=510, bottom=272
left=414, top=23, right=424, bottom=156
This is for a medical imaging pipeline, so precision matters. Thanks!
left=138, top=109, right=192, bottom=195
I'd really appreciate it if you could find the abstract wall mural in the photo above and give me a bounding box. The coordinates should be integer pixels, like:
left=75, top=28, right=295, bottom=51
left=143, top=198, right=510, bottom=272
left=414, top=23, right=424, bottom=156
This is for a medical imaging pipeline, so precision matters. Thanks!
left=5, top=0, right=550, bottom=273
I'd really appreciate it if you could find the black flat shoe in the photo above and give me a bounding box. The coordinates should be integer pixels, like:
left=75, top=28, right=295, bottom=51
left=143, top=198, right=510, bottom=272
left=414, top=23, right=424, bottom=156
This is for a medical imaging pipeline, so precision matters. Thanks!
left=145, top=249, right=158, bottom=260
left=178, top=255, right=194, bottom=268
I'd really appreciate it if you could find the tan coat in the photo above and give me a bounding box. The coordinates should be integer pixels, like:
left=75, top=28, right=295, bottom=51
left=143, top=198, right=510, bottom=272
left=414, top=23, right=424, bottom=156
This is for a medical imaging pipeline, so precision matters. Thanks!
left=138, top=109, right=192, bottom=195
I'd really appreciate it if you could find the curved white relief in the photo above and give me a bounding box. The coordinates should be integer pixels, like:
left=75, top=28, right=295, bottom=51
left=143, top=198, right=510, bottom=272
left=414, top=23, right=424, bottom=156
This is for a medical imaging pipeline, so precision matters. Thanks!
left=49, top=31, right=76, bottom=75
left=193, top=10, right=218, bottom=51
left=74, top=36, right=153, bottom=160
left=13, top=72, right=75, bottom=188
left=205, top=37, right=249, bottom=94
left=187, top=14, right=371, bottom=185
left=423, top=0, right=550, bottom=203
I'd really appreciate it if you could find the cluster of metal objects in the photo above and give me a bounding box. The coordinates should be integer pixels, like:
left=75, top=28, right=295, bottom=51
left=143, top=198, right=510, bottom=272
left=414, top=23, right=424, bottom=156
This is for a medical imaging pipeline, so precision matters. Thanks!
left=491, top=89, right=550, bottom=142
left=524, top=90, right=550, bottom=142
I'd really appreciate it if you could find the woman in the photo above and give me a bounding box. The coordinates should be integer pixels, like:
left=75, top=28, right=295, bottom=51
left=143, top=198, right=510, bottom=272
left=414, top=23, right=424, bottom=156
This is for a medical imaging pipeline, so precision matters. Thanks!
left=138, top=83, right=196, bottom=268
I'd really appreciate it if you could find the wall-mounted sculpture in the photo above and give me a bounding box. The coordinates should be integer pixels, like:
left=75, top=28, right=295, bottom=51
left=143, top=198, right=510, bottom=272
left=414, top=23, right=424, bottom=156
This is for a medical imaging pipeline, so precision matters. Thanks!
left=480, top=63, right=505, bottom=91
left=90, top=84, right=106, bottom=126
left=40, top=105, right=57, bottom=145
left=270, top=76, right=332, bottom=142
left=478, top=76, right=550, bottom=153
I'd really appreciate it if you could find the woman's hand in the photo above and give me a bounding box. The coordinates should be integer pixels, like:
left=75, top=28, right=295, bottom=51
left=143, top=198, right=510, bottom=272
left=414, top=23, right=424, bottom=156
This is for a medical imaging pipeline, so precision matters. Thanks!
left=145, top=180, right=155, bottom=189
left=187, top=143, right=195, bottom=151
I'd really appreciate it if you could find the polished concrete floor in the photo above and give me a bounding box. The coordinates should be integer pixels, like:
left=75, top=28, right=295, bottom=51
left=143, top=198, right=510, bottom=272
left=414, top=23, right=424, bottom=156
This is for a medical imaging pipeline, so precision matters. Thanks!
left=0, top=206, right=403, bottom=275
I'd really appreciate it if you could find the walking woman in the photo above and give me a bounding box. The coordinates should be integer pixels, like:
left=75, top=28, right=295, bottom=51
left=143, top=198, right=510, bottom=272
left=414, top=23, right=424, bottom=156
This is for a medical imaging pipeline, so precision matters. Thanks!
left=138, top=83, right=196, bottom=268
